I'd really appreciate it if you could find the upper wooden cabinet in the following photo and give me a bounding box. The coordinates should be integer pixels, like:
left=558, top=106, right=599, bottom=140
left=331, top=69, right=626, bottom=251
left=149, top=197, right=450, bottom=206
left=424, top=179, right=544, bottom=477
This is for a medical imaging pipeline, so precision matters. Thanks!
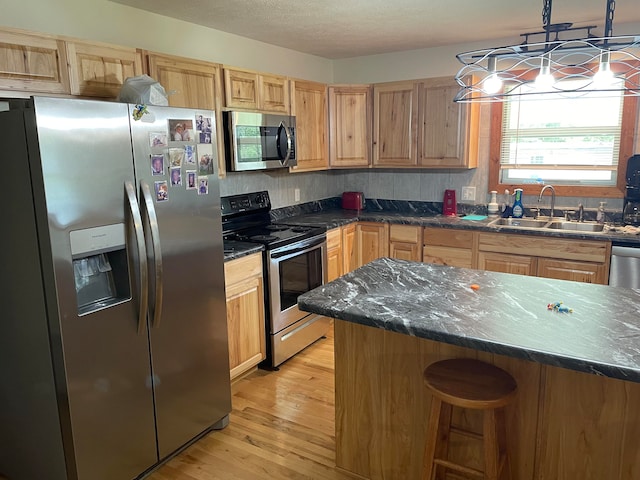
left=329, top=85, right=372, bottom=168
left=145, top=52, right=226, bottom=177
left=0, top=29, right=70, bottom=96
left=418, top=77, right=479, bottom=168
left=372, top=81, right=419, bottom=167
left=223, top=67, right=289, bottom=113
left=66, top=41, right=143, bottom=98
left=289, top=79, right=328, bottom=172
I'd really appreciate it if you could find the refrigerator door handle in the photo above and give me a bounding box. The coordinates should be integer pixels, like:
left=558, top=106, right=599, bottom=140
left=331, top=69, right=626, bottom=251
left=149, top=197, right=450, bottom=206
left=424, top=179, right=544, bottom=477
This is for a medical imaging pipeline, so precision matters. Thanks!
left=125, top=181, right=149, bottom=335
left=140, top=181, right=164, bottom=328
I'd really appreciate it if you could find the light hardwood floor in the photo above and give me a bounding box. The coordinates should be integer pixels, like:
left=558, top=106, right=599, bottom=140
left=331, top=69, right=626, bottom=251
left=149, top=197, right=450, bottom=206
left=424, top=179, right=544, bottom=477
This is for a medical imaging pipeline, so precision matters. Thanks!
left=146, top=326, right=359, bottom=480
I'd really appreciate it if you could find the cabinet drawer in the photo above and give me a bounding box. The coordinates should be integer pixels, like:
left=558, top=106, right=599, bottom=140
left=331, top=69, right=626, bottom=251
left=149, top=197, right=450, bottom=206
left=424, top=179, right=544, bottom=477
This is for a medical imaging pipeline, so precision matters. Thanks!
left=224, top=253, right=263, bottom=288
left=477, top=233, right=609, bottom=263
left=424, top=227, right=474, bottom=249
left=390, top=224, right=421, bottom=243
left=326, top=227, right=342, bottom=250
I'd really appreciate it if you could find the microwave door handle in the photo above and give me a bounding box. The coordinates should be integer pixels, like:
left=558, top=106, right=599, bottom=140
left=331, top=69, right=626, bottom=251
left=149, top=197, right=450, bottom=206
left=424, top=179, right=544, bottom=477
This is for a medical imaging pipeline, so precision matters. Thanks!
left=281, top=121, right=293, bottom=166
left=140, top=181, right=164, bottom=328
left=125, top=181, right=149, bottom=335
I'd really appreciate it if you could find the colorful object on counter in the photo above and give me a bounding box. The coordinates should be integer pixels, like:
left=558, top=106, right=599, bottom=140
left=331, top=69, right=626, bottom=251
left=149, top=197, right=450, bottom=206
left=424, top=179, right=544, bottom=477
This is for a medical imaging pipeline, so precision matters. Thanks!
left=470, top=284, right=480, bottom=291
left=443, top=189, right=457, bottom=216
left=461, top=215, right=488, bottom=221
left=132, top=104, right=149, bottom=121
left=512, top=188, right=524, bottom=218
left=547, top=301, right=573, bottom=313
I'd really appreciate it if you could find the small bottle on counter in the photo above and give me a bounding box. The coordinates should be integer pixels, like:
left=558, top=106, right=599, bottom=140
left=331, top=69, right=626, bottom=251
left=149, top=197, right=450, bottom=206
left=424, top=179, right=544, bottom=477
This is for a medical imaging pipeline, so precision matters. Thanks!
left=512, top=188, right=524, bottom=218
left=500, top=189, right=512, bottom=218
left=488, top=190, right=499, bottom=216
left=597, top=201, right=606, bottom=224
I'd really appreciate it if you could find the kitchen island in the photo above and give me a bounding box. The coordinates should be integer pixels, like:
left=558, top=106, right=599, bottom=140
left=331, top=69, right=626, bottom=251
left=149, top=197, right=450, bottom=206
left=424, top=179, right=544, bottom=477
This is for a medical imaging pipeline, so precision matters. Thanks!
left=298, top=258, right=640, bottom=480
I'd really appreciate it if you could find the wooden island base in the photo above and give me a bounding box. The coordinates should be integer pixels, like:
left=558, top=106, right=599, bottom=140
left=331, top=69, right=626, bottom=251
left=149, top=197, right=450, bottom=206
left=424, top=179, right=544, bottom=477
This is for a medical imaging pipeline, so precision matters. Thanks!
left=334, top=321, right=640, bottom=480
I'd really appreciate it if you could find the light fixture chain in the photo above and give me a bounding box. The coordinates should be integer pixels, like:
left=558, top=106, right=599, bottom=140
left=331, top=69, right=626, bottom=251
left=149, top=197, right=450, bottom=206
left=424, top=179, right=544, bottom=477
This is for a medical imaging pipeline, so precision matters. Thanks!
left=604, top=0, right=616, bottom=37
left=542, top=0, right=553, bottom=42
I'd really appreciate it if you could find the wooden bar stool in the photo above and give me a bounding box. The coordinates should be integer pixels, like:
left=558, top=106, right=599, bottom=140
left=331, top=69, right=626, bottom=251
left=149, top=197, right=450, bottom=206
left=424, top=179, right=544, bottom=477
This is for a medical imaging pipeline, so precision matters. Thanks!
left=422, top=358, right=517, bottom=480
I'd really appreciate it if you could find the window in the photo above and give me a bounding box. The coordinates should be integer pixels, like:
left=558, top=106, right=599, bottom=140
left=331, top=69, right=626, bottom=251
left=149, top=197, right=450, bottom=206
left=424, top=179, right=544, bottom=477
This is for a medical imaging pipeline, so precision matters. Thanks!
left=489, top=79, right=637, bottom=198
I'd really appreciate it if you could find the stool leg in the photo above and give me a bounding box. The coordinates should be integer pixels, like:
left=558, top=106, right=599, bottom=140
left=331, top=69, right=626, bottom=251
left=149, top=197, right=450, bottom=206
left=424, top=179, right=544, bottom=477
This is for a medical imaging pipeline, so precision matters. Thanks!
left=422, top=398, right=452, bottom=480
left=483, top=408, right=499, bottom=480
left=495, top=408, right=511, bottom=480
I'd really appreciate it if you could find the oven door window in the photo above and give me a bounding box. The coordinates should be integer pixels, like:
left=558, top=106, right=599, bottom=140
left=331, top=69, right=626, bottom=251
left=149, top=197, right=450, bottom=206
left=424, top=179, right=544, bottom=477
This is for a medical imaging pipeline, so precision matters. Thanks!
left=279, top=248, right=323, bottom=311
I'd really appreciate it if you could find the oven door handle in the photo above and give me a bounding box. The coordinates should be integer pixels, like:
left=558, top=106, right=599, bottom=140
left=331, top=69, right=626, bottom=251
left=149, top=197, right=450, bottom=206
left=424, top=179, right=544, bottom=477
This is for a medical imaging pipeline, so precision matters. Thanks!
left=270, top=237, right=325, bottom=259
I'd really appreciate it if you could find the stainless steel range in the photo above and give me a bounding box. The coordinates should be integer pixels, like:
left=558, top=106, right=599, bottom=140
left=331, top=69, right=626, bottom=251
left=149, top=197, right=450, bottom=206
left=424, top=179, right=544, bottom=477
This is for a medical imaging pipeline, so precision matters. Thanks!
left=221, top=191, right=330, bottom=367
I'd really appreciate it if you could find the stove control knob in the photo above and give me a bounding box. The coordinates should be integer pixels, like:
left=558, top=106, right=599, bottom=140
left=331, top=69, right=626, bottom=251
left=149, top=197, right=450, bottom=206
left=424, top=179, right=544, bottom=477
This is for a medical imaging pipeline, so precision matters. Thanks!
left=254, top=193, right=267, bottom=206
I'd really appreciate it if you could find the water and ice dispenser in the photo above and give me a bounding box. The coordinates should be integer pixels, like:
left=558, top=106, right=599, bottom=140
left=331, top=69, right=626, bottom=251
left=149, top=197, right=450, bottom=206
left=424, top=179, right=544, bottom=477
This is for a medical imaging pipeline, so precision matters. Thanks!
left=70, top=224, right=131, bottom=315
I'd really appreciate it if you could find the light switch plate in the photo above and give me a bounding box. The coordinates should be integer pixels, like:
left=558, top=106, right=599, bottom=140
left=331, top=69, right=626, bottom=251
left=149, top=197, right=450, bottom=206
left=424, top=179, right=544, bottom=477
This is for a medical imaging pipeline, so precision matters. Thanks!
left=294, top=188, right=300, bottom=202
left=462, top=186, right=476, bottom=202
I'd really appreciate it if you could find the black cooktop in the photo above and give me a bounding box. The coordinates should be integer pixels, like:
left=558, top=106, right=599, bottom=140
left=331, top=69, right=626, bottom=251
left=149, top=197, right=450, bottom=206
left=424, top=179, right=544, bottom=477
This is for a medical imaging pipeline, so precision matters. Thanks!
left=221, top=191, right=325, bottom=249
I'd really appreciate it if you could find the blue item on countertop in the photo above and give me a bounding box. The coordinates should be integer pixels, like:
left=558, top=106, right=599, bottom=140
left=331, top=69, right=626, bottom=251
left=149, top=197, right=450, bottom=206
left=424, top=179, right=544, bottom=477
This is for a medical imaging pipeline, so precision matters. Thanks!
left=512, top=188, right=524, bottom=218
left=461, top=215, right=488, bottom=221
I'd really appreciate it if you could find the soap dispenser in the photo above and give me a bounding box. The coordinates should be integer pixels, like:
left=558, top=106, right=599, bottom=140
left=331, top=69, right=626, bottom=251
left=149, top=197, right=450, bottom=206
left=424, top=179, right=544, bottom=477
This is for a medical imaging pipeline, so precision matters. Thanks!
left=488, top=191, right=499, bottom=216
left=512, top=188, right=524, bottom=218
left=597, top=201, right=606, bottom=224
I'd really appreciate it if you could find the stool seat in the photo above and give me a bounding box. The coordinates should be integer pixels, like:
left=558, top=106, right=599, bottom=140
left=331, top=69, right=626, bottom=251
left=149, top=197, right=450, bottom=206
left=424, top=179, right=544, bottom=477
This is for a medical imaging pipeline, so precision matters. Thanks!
left=422, top=358, right=517, bottom=480
left=424, top=358, right=517, bottom=409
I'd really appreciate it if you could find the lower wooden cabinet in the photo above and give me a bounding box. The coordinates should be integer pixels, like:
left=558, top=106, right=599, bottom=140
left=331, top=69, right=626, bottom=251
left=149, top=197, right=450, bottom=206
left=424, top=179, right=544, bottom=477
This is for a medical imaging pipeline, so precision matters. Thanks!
left=477, top=232, right=611, bottom=285
left=423, top=227, right=474, bottom=268
left=326, top=227, right=343, bottom=282
left=224, top=253, right=266, bottom=380
left=356, top=222, right=389, bottom=268
left=478, top=251, right=537, bottom=276
left=389, top=224, right=422, bottom=261
left=342, top=223, right=357, bottom=274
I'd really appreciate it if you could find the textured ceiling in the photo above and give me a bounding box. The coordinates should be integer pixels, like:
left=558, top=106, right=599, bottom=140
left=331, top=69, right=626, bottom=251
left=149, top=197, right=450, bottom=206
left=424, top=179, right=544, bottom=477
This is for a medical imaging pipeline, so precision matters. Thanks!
left=111, top=0, right=640, bottom=59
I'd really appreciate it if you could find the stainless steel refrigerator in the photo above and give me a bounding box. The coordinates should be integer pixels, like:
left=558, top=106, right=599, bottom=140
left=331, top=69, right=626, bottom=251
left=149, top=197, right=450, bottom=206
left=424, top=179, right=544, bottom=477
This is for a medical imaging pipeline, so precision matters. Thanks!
left=0, top=97, right=231, bottom=480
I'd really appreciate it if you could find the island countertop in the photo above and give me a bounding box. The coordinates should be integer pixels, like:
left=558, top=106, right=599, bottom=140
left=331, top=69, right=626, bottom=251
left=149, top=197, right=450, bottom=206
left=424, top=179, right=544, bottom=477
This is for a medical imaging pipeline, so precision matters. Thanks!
left=298, top=258, right=640, bottom=383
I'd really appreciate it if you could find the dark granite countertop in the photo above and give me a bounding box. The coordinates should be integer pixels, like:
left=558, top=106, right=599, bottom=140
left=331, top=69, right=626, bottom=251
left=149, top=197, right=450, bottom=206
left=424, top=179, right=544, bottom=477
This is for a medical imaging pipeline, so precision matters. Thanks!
left=276, top=208, right=640, bottom=246
left=299, top=258, right=640, bottom=383
left=223, top=242, right=264, bottom=262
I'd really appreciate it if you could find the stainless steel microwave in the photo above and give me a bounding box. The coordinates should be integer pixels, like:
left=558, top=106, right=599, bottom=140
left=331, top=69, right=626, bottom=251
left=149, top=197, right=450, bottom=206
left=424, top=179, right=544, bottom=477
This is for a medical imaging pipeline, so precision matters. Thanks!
left=224, top=111, right=297, bottom=171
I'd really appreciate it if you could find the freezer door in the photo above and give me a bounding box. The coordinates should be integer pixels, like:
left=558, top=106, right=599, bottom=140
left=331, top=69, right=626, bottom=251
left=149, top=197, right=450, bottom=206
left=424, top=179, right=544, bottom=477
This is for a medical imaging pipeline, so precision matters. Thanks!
left=28, top=97, right=158, bottom=480
left=129, top=105, right=231, bottom=459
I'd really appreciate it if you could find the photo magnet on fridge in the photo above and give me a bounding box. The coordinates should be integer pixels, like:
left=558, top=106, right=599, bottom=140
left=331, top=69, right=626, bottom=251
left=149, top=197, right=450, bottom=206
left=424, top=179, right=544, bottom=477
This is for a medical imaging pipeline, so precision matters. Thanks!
left=168, top=119, right=194, bottom=142
left=184, top=144, right=195, bottom=164
left=186, top=170, right=197, bottom=190
left=197, top=176, right=209, bottom=195
left=151, top=154, right=165, bottom=176
left=154, top=180, right=168, bottom=202
left=196, top=113, right=212, bottom=144
left=169, top=148, right=185, bottom=167
left=170, top=166, right=182, bottom=187
left=197, top=143, right=214, bottom=175
left=149, top=132, right=168, bottom=148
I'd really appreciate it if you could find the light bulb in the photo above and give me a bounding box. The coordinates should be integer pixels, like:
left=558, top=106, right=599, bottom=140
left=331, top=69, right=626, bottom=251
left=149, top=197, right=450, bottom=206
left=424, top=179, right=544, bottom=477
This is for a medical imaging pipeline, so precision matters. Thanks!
left=483, top=73, right=503, bottom=94
left=534, top=61, right=555, bottom=91
left=593, top=51, right=615, bottom=87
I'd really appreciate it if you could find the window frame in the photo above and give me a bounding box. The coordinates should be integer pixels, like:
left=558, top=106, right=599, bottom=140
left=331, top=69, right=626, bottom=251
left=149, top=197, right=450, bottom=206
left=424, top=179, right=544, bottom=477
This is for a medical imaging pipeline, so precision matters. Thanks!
left=489, top=82, right=638, bottom=198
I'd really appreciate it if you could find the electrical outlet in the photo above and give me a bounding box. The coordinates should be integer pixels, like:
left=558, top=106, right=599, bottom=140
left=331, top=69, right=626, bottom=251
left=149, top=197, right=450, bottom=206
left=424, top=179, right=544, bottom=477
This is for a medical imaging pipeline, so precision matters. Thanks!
left=294, top=188, right=300, bottom=202
left=462, top=186, right=476, bottom=202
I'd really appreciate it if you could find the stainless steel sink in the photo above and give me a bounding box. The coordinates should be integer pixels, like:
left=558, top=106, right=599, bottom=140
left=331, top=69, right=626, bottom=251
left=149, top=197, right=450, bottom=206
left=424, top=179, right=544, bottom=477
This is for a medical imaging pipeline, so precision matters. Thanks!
left=488, top=217, right=550, bottom=228
left=546, top=221, right=605, bottom=232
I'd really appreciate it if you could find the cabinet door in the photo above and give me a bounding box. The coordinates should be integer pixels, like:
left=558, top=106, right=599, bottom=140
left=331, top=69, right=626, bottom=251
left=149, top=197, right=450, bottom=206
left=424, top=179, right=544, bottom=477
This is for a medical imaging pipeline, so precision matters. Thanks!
left=537, top=258, right=608, bottom=285
left=373, top=81, right=418, bottom=167
left=259, top=74, right=289, bottom=113
left=478, top=252, right=537, bottom=276
left=326, top=228, right=343, bottom=282
left=389, top=224, right=421, bottom=261
left=418, top=78, right=478, bottom=168
left=0, top=29, right=70, bottom=95
left=224, top=254, right=266, bottom=380
left=223, top=68, right=259, bottom=110
left=290, top=79, right=328, bottom=172
left=356, top=222, right=389, bottom=268
left=329, top=85, right=371, bottom=168
left=342, top=223, right=357, bottom=274
left=146, top=53, right=226, bottom=177
left=66, top=41, right=143, bottom=98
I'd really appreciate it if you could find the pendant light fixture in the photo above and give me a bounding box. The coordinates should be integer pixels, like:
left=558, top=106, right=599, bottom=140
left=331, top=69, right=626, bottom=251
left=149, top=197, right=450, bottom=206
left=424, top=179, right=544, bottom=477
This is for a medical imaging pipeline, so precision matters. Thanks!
left=454, top=0, right=640, bottom=102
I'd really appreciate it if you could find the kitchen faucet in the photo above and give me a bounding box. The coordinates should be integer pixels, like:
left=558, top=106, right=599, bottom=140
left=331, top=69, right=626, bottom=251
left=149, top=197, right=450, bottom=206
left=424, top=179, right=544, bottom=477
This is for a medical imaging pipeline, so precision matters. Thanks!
left=578, top=203, right=584, bottom=222
left=538, top=184, right=556, bottom=218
